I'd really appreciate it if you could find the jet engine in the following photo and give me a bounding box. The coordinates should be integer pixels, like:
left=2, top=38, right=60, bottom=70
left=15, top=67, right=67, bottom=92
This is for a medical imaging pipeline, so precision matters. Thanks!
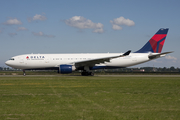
left=58, top=65, right=76, bottom=74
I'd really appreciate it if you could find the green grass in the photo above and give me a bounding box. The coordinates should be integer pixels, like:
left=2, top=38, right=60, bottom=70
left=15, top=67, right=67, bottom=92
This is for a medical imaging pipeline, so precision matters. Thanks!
left=1, top=71, right=180, bottom=75
left=0, top=76, right=180, bottom=120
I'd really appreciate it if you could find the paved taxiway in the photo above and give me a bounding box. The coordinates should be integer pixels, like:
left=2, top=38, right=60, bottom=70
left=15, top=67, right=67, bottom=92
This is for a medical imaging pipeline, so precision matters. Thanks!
left=0, top=75, right=180, bottom=77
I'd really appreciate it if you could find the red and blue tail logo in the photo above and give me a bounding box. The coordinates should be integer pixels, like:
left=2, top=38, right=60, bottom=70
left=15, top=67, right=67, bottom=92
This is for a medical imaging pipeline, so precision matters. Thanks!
left=135, top=28, right=169, bottom=53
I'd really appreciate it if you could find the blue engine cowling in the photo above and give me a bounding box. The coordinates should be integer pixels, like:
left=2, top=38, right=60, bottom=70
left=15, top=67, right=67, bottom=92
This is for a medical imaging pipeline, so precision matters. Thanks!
left=59, top=65, right=76, bottom=74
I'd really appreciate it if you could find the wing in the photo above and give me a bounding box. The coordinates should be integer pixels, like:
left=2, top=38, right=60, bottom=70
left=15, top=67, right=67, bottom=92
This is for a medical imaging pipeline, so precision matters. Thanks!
left=148, top=51, right=173, bottom=59
left=74, top=50, right=131, bottom=68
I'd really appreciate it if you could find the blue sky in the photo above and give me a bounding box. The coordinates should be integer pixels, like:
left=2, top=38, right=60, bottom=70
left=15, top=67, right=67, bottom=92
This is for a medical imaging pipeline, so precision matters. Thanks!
left=0, top=0, right=180, bottom=68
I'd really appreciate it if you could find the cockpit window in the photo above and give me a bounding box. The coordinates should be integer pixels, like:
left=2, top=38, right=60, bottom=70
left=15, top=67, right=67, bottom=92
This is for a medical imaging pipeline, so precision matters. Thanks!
left=9, top=58, right=15, bottom=60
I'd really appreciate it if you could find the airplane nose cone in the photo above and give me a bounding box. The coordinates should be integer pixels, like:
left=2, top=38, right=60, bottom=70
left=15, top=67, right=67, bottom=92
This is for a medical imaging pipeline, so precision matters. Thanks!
left=5, top=60, right=10, bottom=66
left=5, top=61, right=8, bottom=65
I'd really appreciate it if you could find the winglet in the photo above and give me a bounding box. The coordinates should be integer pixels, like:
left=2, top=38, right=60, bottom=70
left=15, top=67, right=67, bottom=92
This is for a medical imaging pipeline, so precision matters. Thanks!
left=123, top=50, right=131, bottom=56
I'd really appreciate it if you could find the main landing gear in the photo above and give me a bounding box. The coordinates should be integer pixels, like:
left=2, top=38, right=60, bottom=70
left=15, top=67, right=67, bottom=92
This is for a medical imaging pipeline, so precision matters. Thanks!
left=23, top=70, right=26, bottom=76
left=81, top=71, right=94, bottom=76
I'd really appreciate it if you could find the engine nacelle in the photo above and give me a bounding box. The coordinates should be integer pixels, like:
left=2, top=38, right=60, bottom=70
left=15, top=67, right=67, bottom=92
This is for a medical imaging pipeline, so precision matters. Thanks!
left=59, top=65, right=76, bottom=74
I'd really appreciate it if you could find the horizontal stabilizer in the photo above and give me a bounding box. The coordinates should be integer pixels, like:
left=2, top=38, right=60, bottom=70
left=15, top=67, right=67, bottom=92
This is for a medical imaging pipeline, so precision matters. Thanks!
left=148, top=51, right=173, bottom=59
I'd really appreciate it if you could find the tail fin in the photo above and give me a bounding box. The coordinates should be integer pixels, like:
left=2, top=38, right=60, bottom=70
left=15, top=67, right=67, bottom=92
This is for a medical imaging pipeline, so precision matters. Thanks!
left=135, top=28, right=169, bottom=53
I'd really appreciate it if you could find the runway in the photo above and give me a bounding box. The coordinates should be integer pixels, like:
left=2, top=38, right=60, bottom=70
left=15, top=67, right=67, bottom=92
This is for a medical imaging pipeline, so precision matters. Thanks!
left=0, top=74, right=180, bottom=77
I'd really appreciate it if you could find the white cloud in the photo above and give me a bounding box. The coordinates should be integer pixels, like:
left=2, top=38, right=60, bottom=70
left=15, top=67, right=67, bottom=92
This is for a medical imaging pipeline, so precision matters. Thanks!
left=33, top=14, right=47, bottom=21
left=151, top=55, right=177, bottom=64
left=4, top=18, right=22, bottom=25
left=32, top=32, right=55, bottom=38
left=64, top=16, right=104, bottom=33
left=17, top=27, right=28, bottom=31
left=28, top=14, right=47, bottom=22
left=93, top=28, right=104, bottom=33
left=151, top=59, right=163, bottom=63
left=8, top=33, right=17, bottom=37
left=33, top=31, right=43, bottom=36
left=165, top=55, right=177, bottom=62
left=110, top=16, right=135, bottom=30
left=112, top=24, right=122, bottom=30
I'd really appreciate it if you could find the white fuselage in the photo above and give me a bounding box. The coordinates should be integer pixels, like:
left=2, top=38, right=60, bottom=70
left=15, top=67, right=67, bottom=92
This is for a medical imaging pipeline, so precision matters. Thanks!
left=5, top=53, right=155, bottom=70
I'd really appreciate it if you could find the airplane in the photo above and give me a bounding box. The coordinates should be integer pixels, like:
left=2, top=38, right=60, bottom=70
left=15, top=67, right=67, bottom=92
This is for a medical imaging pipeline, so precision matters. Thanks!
left=5, top=28, right=173, bottom=76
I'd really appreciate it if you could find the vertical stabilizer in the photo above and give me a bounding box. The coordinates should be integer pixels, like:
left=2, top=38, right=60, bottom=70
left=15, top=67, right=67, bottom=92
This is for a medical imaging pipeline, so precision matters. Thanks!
left=135, top=28, right=169, bottom=53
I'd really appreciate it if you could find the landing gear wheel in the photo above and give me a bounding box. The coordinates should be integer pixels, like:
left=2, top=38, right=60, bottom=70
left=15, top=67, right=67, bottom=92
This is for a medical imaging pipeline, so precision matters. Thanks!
left=81, top=72, right=87, bottom=76
left=81, top=72, right=94, bottom=76
left=90, top=72, right=94, bottom=76
left=81, top=72, right=84, bottom=76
